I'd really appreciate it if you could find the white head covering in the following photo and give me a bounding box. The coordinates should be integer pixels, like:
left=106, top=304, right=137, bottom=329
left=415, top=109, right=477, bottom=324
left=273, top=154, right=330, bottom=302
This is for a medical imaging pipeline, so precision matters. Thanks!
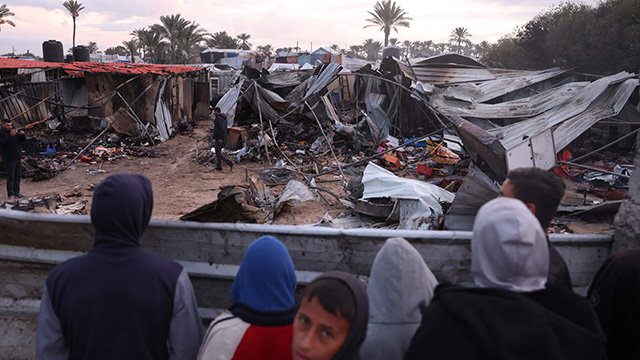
left=360, top=237, right=438, bottom=360
left=471, top=197, right=549, bottom=292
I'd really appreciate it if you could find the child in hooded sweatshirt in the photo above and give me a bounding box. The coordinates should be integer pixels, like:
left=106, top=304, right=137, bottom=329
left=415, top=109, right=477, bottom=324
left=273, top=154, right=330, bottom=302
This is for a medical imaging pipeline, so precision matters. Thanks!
left=198, top=235, right=297, bottom=360
left=292, top=271, right=369, bottom=360
left=360, top=237, right=438, bottom=360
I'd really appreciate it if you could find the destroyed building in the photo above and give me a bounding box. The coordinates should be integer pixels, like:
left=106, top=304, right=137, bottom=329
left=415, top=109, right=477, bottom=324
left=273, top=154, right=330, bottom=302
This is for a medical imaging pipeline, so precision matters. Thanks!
left=184, top=52, right=638, bottom=232
left=0, top=57, right=209, bottom=141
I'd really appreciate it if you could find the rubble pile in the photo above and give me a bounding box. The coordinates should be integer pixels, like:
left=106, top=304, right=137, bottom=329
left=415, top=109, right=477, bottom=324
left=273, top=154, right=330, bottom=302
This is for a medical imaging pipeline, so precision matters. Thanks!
left=1, top=53, right=637, bottom=233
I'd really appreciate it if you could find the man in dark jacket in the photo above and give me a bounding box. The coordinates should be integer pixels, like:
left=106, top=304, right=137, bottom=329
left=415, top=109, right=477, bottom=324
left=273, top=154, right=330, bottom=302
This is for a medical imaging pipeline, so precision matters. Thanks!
left=212, top=107, right=233, bottom=172
left=0, top=118, right=26, bottom=199
left=36, top=174, right=203, bottom=360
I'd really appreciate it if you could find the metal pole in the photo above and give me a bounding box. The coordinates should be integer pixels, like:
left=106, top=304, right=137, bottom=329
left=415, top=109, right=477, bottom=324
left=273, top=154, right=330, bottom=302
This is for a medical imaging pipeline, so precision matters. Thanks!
left=254, top=82, right=272, bottom=166
left=116, top=91, right=156, bottom=146
left=305, top=100, right=347, bottom=187
left=557, top=161, right=631, bottom=179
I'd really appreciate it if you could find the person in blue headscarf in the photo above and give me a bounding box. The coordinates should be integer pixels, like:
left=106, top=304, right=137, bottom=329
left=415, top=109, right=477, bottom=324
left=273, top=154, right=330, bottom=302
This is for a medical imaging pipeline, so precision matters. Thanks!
left=198, top=235, right=297, bottom=360
left=36, top=174, right=203, bottom=360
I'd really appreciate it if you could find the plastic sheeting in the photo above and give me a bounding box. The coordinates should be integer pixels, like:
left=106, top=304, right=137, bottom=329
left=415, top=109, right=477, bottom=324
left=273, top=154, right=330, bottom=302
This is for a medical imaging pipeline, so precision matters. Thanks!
left=215, top=79, right=244, bottom=128
left=275, top=179, right=318, bottom=213
left=361, top=162, right=454, bottom=216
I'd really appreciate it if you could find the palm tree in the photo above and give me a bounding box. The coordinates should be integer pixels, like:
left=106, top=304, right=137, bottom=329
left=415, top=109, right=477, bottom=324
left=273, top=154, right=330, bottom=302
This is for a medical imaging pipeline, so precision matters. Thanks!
left=178, top=22, right=207, bottom=63
left=0, top=4, right=16, bottom=32
left=122, top=39, right=138, bottom=63
left=363, top=38, right=383, bottom=61
left=87, top=41, right=98, bottom=54
left=450, top=27, right=472, bottom=54
left=236, top=33, right=252, bottom=50
left=473, top=40, right=491, bottom=60
left=364, top=0, right=412, bottom=47
left=104, top=46, right=127, bottom=56
left=389, top=38, right=398, bottom=46
left=152, top=14, right=190, bottom=63
left=434, top=42, right=449, bottom=54
left=257, top=44, right=273, bottom=54
left=207, top=31, right=238, bottom=49
left=132, top=28, right=165, bottom=63
left=402, top=39, right=412, bottom=57
left=62, top=1, right=84, bottom=49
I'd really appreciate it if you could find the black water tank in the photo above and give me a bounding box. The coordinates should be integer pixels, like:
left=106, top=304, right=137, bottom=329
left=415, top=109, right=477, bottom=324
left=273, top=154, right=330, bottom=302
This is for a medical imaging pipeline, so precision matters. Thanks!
left=65, top=54, right=74, bottom=62
left=382, top=46, right=401, bottom=60
left=73, top=45, right=90, bottom=62
left=42, top=40, right=64, bottom=63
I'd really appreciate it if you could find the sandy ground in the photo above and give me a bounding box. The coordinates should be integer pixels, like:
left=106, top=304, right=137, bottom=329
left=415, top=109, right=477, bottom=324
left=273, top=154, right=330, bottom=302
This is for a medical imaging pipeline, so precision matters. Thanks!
left=10, top=118, right=351, bottom=225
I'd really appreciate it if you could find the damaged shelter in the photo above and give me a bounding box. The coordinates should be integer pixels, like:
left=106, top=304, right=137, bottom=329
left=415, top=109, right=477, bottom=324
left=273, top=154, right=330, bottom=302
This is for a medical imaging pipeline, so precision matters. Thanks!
left=189, top=51, right=638, bottom=231
left=0, top=57, right=208, bottom=143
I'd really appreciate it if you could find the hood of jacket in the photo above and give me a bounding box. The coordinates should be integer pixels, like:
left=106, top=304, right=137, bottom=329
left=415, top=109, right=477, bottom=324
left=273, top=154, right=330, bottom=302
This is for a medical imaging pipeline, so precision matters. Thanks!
left=91, top=174, right=153, bottom=249
left=471, top=197, right=548, bottom=292
left=311, top=271, right=369, bottom=360
left=231, top=235, right=297, bottom=312
left=368, top=237, right=437, bottom=324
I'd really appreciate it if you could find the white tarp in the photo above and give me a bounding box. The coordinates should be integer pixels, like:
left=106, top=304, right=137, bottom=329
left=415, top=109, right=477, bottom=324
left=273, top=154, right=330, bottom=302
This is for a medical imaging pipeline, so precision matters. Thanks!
left=215, top=79, right=244, bottom=128
left=362, top=162, right=455, bottom=216
left=154, top=78, right=173, bottom=141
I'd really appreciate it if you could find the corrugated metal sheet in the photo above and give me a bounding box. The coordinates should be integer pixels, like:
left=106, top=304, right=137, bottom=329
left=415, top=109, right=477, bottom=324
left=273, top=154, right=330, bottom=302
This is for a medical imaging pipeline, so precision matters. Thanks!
left=341, top=57, right=377, bottom=72
left=489, top=72, right=637, bottom=151
left=441, top=67, right=567, bottom=103
left=0, top=84, right=52, bottom=128
left=445, top=165, right=500, bottom=231
left=411, top=53, right=487, bottom=68
left=154, top=78, right=173, bottom=141
left=405, top=66, right=495, bottom=85
left=0, top=57, right=202, bottom=75
left=300, top=62, right=342, bottom=103
left=432, top=82, right=589, bottom=119
left=553, top=78, right=638, bottom=150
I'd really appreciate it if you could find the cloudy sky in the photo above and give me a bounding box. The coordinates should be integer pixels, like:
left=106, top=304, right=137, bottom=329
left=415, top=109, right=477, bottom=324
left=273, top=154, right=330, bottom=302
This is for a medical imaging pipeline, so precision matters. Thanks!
left=3, top=0, right=599, bottom=57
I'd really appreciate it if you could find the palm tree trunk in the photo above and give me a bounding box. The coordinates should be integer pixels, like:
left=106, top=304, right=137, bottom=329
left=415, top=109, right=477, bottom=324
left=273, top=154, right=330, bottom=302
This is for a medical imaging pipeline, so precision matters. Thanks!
left=384, top=27, right=390, bottom=47
left=72, top=17, right=76, bottom=49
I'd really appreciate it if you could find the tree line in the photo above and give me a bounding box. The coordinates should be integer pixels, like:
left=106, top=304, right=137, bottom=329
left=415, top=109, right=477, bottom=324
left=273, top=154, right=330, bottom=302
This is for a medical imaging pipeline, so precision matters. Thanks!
left=482, top=0, right=640, bottom=75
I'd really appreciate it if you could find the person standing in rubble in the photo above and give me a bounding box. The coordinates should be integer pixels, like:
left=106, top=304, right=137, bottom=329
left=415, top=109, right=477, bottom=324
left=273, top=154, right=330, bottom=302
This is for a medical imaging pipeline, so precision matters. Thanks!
left=0, top=118, right=27, bottom=200
left=212, top=107, right=233, bottom=172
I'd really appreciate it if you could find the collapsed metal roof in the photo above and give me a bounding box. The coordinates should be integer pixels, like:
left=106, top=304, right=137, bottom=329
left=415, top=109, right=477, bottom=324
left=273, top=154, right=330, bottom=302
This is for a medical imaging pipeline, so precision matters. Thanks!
left=0, top=57, right=202, bottom=76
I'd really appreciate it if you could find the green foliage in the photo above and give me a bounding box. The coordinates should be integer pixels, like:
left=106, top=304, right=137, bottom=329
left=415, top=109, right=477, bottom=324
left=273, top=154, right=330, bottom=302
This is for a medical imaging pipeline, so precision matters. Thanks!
left=237, top=33, right=252, bottom=50
left=104, top=46, right=127, bottom=56
left=122, top=39, right=137, bottom=63
left=363, top=38, right=383, bottom=60
left=484, top=0, right=640, bottom=74
left=0, top=4, right=16, bottom=31
left=256, top=44, right=273, bottom=54
left=207, top=31, right=239, bottom=49
left=87, top=41, right=98, bottom=54
left=449, top=27, right=472, bottom=54
left=364, top=0, right=412, bottom=47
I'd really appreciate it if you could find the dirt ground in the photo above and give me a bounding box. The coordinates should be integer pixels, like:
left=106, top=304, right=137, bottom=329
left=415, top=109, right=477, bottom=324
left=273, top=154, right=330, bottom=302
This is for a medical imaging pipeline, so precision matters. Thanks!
left=11, top=118, right=351, bottom=225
